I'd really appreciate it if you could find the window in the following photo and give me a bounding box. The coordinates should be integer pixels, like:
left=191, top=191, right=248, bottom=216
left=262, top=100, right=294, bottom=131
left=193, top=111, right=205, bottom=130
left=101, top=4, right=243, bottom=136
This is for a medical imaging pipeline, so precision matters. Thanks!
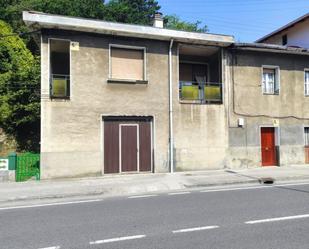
left=179, top=62, right=222, bottom=103
left=305, top=127, right=309, bottom=146
left=282, top=34, right=288, bottom=46
left=110, top=46, right=146, bottom=82
left=262, top=67, right=280, bottom=95
left=49, top=39, right=70, bottom=98
left=305, top=70, right=309, bottom=96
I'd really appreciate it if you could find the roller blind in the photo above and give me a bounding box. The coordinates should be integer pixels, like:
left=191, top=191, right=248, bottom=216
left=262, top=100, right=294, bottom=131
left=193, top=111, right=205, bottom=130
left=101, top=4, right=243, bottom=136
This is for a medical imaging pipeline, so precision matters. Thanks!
left=111, top=47, right=144, bottom=80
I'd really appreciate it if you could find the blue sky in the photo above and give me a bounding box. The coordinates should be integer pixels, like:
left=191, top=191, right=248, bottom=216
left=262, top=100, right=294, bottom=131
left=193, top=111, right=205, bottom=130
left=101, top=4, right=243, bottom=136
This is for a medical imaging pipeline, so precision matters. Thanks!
left=159, top=0, right=309, bottom=42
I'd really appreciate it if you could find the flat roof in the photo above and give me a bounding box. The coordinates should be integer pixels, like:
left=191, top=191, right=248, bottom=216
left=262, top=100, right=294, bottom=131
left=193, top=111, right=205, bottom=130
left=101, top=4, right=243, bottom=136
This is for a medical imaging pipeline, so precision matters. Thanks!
left=23, top=11, right=234, bottom=47
left=256, top=12, right=309, bottom=43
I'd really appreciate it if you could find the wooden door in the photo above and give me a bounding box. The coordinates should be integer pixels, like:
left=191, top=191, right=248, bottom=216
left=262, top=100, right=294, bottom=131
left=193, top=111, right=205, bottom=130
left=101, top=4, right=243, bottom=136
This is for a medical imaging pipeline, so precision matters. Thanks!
left=139, top=121, right=152, bottom=172
left=120, top=124, right=138, bottom=172
left=261, top=127, right=277, bottom=166
left=104, top=121, right=119, bottom=174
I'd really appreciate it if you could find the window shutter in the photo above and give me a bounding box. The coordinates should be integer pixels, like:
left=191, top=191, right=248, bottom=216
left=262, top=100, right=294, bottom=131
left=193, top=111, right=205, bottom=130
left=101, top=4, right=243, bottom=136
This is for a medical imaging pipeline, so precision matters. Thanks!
left=111, top=47, right=144, bottom=80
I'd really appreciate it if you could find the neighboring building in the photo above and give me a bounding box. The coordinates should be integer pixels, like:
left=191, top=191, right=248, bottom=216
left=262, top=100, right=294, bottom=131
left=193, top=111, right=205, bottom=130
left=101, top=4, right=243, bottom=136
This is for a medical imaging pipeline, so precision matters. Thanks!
left=23, top=11, right=309, bottom=179
left=256, top=12, right=309, bottom=48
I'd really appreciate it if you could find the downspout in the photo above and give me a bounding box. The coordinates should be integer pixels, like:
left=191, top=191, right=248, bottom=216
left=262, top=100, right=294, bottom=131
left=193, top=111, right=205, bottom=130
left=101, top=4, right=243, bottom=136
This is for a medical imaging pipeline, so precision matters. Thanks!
left=169, top=39, right=174, bottom=173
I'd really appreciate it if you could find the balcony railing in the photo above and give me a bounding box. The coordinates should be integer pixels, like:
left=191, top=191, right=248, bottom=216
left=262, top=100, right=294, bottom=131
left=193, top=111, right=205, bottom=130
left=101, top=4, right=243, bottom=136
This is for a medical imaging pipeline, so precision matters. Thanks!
left=50, top=74, right=70, bottom=98
left=179, top=81, right=222, bottom=103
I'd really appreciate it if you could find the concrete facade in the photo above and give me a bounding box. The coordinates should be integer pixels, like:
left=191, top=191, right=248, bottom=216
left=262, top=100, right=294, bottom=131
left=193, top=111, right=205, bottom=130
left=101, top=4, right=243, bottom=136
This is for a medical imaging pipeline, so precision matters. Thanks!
left=41, top=30, right=172, bottom=178
left=27, top=12, right=309, bottom=179
left=226, top=49, right=309, bottom=168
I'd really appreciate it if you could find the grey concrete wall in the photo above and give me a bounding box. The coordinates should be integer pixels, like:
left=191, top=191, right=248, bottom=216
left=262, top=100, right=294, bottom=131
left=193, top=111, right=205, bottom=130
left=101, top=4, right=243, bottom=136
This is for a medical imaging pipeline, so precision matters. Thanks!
left=173, top=48, right=228, bottom=171
left=41, top=30, right=170, bottom=178
left=226, top=50, right=309, bottom=168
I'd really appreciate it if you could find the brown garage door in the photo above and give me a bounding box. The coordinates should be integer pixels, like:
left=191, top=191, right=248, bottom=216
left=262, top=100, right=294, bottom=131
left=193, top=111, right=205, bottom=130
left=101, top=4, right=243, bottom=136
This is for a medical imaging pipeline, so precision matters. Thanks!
left=104, top=117, right=152, bottom=174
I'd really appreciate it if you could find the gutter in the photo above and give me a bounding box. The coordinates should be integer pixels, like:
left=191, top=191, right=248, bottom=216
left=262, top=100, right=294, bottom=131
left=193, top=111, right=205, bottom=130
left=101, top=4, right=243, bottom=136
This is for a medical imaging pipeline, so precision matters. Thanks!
left=169, top=39, right=174, bottom=173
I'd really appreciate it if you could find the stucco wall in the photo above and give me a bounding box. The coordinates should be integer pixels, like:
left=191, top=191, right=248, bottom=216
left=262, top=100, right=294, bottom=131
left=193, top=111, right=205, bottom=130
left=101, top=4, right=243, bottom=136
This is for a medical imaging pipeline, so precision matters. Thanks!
left=173, top=48, right=228, bottom=171
left=262, top=19, right=309, bottom=48
left=226, top=50, right=309, bottom=168
left=41, top=30, right=170, bottom=178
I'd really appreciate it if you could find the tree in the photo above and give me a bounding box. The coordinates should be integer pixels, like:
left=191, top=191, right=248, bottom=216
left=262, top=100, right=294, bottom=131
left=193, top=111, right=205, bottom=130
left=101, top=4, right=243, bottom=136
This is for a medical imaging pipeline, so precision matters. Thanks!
left=0, top=20, right=40, bottom=152
left=164, top=15, right=208, bottom=33
left=104, top=0, right=160, bottom=25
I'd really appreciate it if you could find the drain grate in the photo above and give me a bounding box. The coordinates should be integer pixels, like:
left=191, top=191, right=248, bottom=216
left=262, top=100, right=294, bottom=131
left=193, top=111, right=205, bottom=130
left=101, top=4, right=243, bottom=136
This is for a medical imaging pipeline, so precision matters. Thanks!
left=259, top=177, right=275, bottom=184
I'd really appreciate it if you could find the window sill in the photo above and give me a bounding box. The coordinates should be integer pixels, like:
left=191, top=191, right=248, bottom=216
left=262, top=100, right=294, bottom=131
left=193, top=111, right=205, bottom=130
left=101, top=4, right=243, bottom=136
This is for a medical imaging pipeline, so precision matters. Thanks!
left=262, top=93, right=279, bottom=95
left=179, top=99, right=223, bottom=105
left=50, top=96, right=70, bottom=101
left=107, top=78, right=148, bottom=84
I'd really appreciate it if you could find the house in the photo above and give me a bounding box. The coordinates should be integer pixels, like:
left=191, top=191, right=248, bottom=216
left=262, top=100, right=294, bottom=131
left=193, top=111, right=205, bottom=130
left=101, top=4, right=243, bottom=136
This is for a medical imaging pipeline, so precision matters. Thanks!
left=256, top=12, right=309, bottom=48
left=23, top=11, right=309, bottom=179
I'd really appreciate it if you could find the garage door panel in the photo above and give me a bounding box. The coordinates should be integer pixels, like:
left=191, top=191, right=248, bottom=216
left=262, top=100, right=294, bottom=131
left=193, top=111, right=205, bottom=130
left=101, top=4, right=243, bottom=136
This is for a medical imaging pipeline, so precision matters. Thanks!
left=121, top=125, right=138, bottom=172
left=139, top=122, right=152, bottom=172
left=104, top=122, right=119, bottom=173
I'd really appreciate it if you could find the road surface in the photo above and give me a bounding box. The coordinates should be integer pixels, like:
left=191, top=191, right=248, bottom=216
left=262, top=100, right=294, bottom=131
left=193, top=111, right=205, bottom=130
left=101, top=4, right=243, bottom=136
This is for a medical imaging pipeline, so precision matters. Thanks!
left=1, top=182, right=309, bottom=249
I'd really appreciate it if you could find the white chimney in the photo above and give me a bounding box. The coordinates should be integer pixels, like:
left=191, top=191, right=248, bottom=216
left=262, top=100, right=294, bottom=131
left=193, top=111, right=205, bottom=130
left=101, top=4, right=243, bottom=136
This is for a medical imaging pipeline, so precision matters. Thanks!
left=153, top=12, right=164, bottom=28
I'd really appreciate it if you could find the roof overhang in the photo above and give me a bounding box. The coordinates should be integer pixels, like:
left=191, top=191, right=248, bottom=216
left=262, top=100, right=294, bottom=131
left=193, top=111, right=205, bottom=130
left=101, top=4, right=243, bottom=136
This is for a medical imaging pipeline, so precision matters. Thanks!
left=23, top=11, right=234, bottom=47
left=232, top=43, right=309, bottom=56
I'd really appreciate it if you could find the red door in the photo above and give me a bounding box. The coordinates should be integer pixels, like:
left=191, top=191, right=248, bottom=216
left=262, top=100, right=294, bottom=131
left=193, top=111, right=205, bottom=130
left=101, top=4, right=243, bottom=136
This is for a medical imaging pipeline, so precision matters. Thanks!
left=261, top=127, right=277, bottom=166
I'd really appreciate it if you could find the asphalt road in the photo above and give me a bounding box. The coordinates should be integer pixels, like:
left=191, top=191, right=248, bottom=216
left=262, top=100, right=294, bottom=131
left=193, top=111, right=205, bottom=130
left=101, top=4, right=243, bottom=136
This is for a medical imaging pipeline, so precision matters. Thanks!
left=1, top=182, right=309, bottom=249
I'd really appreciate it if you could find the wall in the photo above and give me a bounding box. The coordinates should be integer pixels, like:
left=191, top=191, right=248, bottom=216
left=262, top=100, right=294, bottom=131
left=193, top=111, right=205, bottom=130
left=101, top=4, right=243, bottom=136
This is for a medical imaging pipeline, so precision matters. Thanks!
left=41, top=30, right=170, bottom=179
left=262, top=18, right=309, bottom=48
left=226, top=49, right=309, bottom=168
left=173, top=47, right=229, bottom=171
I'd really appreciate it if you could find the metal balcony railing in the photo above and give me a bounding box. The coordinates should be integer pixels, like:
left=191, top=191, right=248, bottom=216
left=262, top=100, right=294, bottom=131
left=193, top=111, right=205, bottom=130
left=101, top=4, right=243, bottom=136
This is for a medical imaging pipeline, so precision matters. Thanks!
left=50, top=74, right=70, bottom=98
left=179, top=81, right=222, bottom=103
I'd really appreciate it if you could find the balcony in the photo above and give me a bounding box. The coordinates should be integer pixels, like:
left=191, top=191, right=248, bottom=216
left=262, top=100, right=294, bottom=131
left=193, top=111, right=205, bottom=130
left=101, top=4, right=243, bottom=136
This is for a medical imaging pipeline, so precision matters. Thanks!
left=50, top=74, right=70, bottom=99
left=179, top=81, right=222, bottom=103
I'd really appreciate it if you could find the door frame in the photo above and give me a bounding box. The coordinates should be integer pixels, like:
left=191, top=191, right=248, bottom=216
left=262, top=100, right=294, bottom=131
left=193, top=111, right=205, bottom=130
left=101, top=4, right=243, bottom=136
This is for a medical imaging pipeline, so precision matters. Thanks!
left=119, top=123, right=139, bottom=173
left=101, top=115, right=154, bottom=175
left=259, top=125, right=280, bottom=166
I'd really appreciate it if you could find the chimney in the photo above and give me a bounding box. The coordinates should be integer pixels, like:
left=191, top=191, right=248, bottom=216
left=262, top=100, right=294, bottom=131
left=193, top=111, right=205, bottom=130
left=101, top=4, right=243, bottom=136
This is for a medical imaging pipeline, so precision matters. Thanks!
left=153, top=12, right=164, bottom=28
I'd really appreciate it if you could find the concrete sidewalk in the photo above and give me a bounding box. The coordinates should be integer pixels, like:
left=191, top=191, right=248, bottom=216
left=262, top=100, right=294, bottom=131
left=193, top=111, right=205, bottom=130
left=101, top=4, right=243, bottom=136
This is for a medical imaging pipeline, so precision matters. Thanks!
left=1, top=165, right=309, bottom=205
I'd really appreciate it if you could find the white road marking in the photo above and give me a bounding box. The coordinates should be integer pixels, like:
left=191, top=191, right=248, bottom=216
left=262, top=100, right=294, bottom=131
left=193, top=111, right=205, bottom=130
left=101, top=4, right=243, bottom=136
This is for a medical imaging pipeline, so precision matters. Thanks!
left=200, top=182, right=309, bottom=193
left=0, top=199, right=102, bottom=211
left=89, top=235, right=146, bottom=244
left=128, top=194, right=157, bottom=199
left=245, top=214, right=309, bottom=224
left=38, top=246, right=60, bottom=249
left=172, top=225, right=219, bottom=233
left=168, top=191, right=190, bottom=195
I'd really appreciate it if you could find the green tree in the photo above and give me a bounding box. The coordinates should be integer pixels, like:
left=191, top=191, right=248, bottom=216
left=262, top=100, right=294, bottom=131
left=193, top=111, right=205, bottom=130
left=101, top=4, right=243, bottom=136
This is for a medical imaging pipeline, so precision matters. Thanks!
left=0, top=20, right=40, bottom=152
left=164, top=14, right=208, bottom=33
left=104, top=0, right=160, bottom=25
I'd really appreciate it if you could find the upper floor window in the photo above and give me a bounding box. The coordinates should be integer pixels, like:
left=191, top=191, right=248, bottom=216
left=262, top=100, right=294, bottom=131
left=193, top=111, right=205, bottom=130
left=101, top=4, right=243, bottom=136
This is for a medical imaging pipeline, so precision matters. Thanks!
left=49, top=39, right=70, bottom=99
left=109, top=45, right=146, bottom=83
left=262, top=66, right=280, bottom=95
left=179, top=62, right=222, bottom=103
left=305, top=70, right=309, bottom=96
left=282, top=34, right=288, bottom=46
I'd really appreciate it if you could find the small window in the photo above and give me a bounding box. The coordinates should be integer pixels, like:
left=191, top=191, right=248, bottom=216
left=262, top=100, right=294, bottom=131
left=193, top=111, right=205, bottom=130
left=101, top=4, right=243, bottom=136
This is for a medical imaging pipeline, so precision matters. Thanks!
left=305, top=127, right=309, bottom=146
left=262, top=67, right=279, bottom=95
left=305, top=70, right=309, bottom=96
left=110, top=46, right=145, bottom=81
left=50, top=39, right=70, bottom=98
left=282, top=34, right=288, bottom=46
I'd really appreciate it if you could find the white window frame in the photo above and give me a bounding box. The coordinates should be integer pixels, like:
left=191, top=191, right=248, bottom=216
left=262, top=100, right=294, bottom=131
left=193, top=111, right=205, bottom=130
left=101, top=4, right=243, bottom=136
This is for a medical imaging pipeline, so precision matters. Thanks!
left=109, top=44, right=147, bottom=81
left=48, top=38, right=72, bottom=99
left=304, top=69, right=309, bottom=96
left=261, top=65, right=280, bottom=95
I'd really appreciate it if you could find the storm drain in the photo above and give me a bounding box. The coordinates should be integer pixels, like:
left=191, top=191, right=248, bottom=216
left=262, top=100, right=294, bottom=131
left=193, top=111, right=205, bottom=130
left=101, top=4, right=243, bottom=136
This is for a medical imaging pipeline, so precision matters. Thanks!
left=258, top=177, right=275, bottom=185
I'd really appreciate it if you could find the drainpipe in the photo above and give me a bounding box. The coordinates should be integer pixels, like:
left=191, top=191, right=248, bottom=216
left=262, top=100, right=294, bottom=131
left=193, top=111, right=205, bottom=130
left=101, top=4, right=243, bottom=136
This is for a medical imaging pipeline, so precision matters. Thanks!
left=169, top=39, right=174, bottom=173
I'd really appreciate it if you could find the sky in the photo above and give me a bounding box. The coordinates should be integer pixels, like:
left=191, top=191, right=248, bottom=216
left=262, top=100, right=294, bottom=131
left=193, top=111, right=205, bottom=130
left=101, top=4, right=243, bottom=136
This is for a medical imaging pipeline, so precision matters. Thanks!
left=159, top=0, right=309, bottom=42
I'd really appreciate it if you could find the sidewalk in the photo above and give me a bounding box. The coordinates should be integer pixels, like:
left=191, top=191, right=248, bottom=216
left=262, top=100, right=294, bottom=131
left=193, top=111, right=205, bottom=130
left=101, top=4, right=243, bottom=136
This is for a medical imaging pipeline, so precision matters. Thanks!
left=1, top=165, right=309, bottom=205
